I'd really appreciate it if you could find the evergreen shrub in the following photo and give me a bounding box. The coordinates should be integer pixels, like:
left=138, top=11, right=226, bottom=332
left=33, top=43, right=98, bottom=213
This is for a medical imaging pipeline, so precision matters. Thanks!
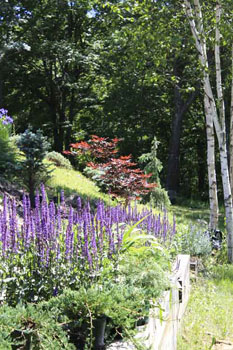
left=150, top=186, right=170, bottom=209
left=0, top=304, right=74, bottom=350
left=46, top=151, right=72, bottom=169
left=16, top=127, right=51, bottom=205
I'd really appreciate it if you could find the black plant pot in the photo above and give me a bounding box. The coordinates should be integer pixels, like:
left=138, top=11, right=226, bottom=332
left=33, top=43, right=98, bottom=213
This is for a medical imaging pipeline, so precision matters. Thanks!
left=136, top=316, right=149, bottom=327
left=93, top=316, right=107, bottom=350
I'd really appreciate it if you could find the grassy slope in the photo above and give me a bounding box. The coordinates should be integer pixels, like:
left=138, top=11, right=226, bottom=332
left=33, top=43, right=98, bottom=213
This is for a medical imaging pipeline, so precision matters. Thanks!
left=178, top=265, right=233, bottom=350
left=47, top=163, right=163, bottom=213
left=47, top=164, right=112, bottom=204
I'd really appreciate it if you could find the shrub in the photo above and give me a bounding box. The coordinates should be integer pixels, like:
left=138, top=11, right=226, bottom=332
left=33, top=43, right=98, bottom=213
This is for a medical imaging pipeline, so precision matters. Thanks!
left=0, top=138, right=17, bottom=181
left=16, top=127, right=51, bottom=205
left=0, top=109, right=16, bottom=181
left=150, top=186, right=170, bottom=209
left=0, top=303, right=75, bottom=350
left=138, top=136, right=162, bottom=184
left=138, top=137, right=169, bottom=208
left=179, top=225, right=212, bottom=257
left=65, top=135, right=156, bottom=204
left=46, top=151, right=72, bottom=169
left=40, top=247, right=170, bottom=348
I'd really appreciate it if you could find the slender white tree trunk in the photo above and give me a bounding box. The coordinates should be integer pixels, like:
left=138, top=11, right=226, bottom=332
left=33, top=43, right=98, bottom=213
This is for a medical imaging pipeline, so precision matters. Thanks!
left=184, top=0, right=233, bottom=262
left=205, top=95, right=218, bottom=230
left=184, top=0, right=219, bottom=230
left=214, top=2, right=233, bottom=262
left=229, top=44, right=233, bottom=195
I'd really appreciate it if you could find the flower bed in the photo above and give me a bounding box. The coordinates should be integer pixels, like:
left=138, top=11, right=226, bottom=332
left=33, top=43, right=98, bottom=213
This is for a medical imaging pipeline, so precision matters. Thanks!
left=0, top=186, right=177, bottom=349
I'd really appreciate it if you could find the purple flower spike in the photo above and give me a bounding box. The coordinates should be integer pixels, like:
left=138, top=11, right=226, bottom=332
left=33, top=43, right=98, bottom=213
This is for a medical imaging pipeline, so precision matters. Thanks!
left=0, top=108, right=13, bottom=125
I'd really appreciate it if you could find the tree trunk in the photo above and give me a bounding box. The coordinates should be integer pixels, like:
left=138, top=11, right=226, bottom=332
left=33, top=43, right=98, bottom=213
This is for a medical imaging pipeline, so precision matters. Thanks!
left=52, top=110, right=64, bottom=153
left=65, top=92, right=75, bottom=149
left=184, top=0, right=233, bottom=261
left=166, top=85, right=184, bottom=203
left=166, top=77, right=198, bottom=203
left=196, top=126, right=207, bottom=195
left=229, top=44, right=233, bottom=195
left=219, top=137, right=233, bottom=262
left=204, top=95, right=218, bottom=230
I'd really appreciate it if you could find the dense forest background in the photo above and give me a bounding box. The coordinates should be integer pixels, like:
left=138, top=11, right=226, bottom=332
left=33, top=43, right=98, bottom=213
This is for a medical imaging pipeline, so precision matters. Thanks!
left=1, top=0, right=232, bottom=202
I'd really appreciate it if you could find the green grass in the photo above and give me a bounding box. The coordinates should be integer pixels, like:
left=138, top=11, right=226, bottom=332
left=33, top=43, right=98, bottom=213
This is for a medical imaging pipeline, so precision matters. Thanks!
left=171, top=203, right=225, bottom=233
left=178, top=264, right=233, bottom=350
left=47, top=163, right=113, bottom=205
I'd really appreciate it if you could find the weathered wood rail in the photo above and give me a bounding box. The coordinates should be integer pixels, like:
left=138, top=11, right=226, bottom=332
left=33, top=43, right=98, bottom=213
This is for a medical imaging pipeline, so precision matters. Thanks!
left=107, top=254, right=190, bottom=350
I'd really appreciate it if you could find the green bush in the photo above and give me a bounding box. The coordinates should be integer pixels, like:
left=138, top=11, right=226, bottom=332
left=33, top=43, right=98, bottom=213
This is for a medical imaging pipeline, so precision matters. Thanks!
left=150, top=186, right=170, bottom=209
left=138, top=137, right=170, bottom=208
left=0, top=138, right=17, bottom=181
left=16, top=127, right=51, bottom=205
left=40, top=285, right=146, bottom=349
left=0, top=303, right=75, bottom=350
left=0, top=122, right=17, bottom=182
left=46, top=151, right=72, bottom=169
left=179, top=225, right=212, bottom=257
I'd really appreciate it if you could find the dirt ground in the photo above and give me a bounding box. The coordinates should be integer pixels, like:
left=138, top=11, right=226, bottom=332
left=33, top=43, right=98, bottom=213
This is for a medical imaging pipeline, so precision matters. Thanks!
left=213, top=342, right=233, bottom=350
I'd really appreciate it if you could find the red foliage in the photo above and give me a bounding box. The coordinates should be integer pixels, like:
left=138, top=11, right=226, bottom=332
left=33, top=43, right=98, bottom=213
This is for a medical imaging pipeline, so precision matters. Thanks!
left=68, top=135, right=118, bottom=162
left=64, top=135, right=157, bottom=202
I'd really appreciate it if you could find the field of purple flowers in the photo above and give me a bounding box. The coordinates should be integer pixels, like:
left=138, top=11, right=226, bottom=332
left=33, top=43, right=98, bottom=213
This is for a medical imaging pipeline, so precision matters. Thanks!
left=0, top=185, right=176, bottom=304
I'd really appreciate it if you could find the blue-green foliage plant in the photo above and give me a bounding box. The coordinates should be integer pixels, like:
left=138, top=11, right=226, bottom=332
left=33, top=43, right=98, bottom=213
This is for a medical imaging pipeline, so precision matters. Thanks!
left=177, top=224, right=212, bottom=257
left=16, top=127, right=51, bottom=204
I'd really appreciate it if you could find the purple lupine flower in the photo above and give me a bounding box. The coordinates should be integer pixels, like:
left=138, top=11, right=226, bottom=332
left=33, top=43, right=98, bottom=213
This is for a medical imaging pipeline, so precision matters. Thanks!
left=108, top=228, right=115, bottom=258
left=65, top=206, right=74, bottom=260
left=9, top=198, right=18, bottom=252
left=2, top=194, right=9, bottom=253
left=60, top=190, right=65, bottom=205
left=77, top=197, right=82, bottom=212
left=0, top=108, right=13, bottom=125
left=83, top=215, right=89, bottom=257
left=90, top=217, right=98, bottom=265
left=48, top=201, right=56, bottom=240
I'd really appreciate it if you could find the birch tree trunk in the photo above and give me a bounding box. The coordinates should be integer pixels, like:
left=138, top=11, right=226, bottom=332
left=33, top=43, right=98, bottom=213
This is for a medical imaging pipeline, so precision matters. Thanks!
left=183, top=0, right=219, bottom=231
left=183, top=0, right=233, bottom=262
left=205, top=95, right=219, bottom=230
left=229, top=44, right=233, bottom=195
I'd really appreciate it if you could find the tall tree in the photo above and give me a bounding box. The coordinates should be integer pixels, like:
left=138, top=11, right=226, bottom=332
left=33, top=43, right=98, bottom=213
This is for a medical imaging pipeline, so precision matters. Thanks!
left=2, top=0, right=102, bottom=151
left=184, top=0, right=233, bottom=261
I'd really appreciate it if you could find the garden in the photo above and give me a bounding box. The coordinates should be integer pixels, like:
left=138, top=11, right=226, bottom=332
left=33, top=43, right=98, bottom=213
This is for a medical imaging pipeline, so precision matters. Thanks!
left=0, top=107, right=232, bottom=350
left=1, top=1, right=233, bottom=349
left=0, top=110, right=174, bottom=348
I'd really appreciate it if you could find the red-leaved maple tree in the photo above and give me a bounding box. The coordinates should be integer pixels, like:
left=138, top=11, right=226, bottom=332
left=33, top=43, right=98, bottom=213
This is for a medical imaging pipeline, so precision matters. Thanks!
left=64, top=135, right=156, bottom=203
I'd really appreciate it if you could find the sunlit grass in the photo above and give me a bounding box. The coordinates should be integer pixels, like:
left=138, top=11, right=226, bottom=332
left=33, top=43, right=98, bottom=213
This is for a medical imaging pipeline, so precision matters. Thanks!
left=170, top=201, right=225, bottom=231
left=178, top=264, right=233, bottom=350
left=47, top=163, right=113, bottom=205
